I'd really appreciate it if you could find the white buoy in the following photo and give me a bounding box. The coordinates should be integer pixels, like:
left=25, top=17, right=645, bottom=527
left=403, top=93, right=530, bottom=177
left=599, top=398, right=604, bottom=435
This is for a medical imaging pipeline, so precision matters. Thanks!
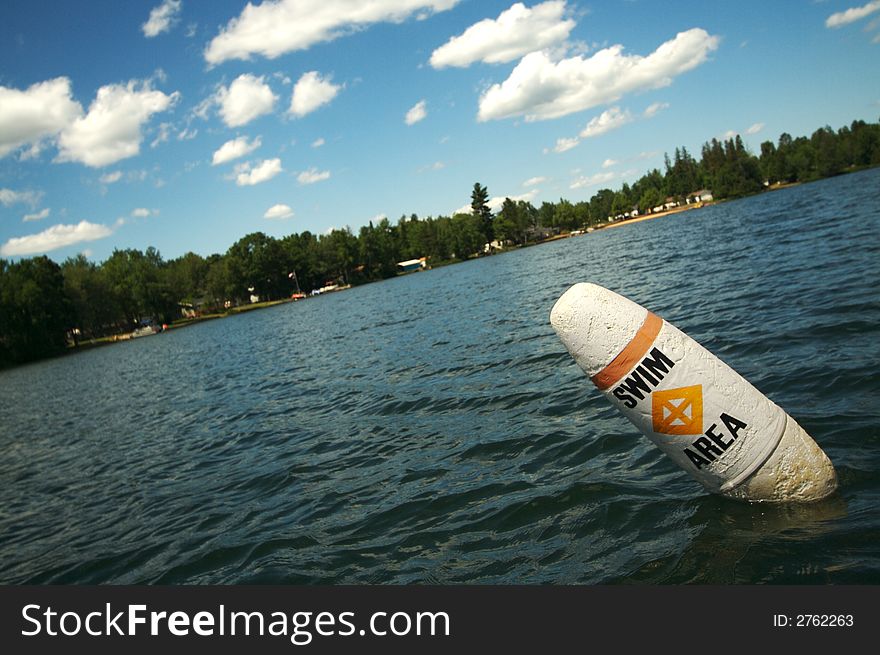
left=550, top=283, right=837, bottom=502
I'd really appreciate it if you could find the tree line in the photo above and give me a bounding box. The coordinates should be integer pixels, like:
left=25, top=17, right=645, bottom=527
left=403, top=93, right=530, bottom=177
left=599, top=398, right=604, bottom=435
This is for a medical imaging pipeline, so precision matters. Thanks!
left=2, top=117, right=879, bottom=368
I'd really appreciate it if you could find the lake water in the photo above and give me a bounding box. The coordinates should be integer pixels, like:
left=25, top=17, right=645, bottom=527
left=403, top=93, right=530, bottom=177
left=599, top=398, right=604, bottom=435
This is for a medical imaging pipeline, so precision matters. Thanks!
left=1, top=169, right=879, bottom=584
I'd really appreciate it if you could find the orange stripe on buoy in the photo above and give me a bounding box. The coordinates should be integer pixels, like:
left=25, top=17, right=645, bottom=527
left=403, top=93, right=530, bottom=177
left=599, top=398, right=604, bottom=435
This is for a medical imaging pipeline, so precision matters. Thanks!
left=591, top=312, right=663, bottom=390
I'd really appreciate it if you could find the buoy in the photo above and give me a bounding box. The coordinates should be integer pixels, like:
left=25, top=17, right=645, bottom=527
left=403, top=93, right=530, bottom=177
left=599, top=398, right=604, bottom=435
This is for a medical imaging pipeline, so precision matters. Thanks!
left=549, top=282, right=837, bottom=502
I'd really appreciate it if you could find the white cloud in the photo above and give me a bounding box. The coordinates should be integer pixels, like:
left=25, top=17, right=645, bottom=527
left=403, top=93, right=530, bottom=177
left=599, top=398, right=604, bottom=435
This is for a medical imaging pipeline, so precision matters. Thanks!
left=746, top=122, right=765, bottom=135
left=523, top=176, right=547, bottom=187
left=0, top=188, right=43, bottom=207
left=0, top=77, right=82, bottom=159
left=191, top=95, right=214, bottom=121
left=492, top=190, right=538, bottom=210
left=601, top=158, right=618, bottom=169
left=56, top=80, right=179, bottom=167
left=130, top=208, right=156, bottom=218
left=549, top=136, right=580, bottom=153
left=143, top=0, right=182, bottom=37
left=478, top=28, right=719, bottom=122
left=205, top=0, right=461, bottom=64
left=643, top=101, right=669, bottom=118
left=19, top=140, right=48, bottom=161
left=580, top=106, right=633, bottom=138
left=430, top=1, right=575, bottom=68
left=453, top=190, right=538, bottom=216
left=151, top=121, right=172, bottom=148
left=551, top=102, right=667, bottom=155
left=297, top=167, right=331, bottom=185
left=826, top=1, right=880, bottom=27
left=570, top=170, right=618, bottom=189
left=177, top=127, right=198, bottom=140
left=0, top=221, right=113, bottom=256
left=99, top=170, right=123, bottom=184
left=212, top=135, right=262, bottom=165
left=312, top=137, right=326, bottom=148
left=23, top=208, right=51, bottom=222
left=264, top=203, right=294, bottom=219
left=216, top=74, right=277, bottom=128
left=405, top=100, right=428, bottom=125
left=720, top=129, right=738, bottom=140
left=289, top=71, right=341, bottom=117
left=235, top=158, right=283, bottom=186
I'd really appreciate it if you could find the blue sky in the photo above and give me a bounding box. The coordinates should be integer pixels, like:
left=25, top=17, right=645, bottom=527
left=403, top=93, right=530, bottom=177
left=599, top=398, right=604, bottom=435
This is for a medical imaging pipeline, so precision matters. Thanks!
left=1, top=0, right=878, bottom=262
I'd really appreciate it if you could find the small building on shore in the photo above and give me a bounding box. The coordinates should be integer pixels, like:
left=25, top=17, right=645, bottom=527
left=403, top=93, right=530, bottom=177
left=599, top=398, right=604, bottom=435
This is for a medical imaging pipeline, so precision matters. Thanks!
left=687, top=189, right=714, bottom=204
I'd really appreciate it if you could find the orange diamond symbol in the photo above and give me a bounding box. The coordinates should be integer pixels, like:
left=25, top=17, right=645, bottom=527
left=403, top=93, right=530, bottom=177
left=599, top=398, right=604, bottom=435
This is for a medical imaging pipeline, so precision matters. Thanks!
left=652, top=385, right=703, bottom=435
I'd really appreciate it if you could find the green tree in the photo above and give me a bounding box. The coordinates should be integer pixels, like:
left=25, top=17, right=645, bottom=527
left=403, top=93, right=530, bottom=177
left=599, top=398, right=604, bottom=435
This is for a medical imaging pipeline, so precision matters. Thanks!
left=639, top=187, right=664, bottom=213
left=205, top=255, right=234, bottom=309
left=589, top=188, right=615, bottom=223
left=451, top=212, right=484, bottom=259
left=226, top=232, right=289, bottom=301
left=470, top=182, right=493, bottom=244
left=62, top=254, right=116, bottom=338
left=166, top=252, right=209, bottom=305
left=553, top=199, right=578, bottom=231
left=0, top=256, right=73, bottom=367
left=494, top=198, right=529, bottom=244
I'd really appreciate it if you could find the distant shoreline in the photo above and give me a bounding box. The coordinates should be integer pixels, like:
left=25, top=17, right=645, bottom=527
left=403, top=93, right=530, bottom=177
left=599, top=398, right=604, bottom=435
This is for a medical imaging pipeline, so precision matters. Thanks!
left=3, top=170, right=869, bottom=371
left=51, top=176, right=847, bottom=358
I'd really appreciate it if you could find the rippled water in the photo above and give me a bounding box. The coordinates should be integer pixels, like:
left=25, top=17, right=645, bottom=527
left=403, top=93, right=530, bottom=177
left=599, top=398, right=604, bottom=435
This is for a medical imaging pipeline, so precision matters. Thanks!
left=1, top=169, right=879, bottom=584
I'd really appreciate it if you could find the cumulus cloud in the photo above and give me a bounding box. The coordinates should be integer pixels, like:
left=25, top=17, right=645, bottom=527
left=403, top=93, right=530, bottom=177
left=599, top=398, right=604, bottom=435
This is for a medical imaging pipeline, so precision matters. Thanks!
left=143, top=0, right=182, bottom=37
left=235, top=158, right=283, bottom=186
left=289, top=72, right=341, bottom=117
left=311, top=137, right=325, bottom=148
left=297, top=167, right=331, bottom=185
left=23, top=208, right=51, bottom=222
left=580, top=106, right=633, bottom=138
left=826, top=1, right=880, bottom=28
left=56, top=80, right=179, bottom=167
left=643, top=101, right=669, bottom=118
left=453, top=190, right=538, bottom=216
left=0, top=78, right=82, bottom=159
left=602, top=158, right=618, bottom=169
left=0, top=221, right=113, bottom=256
left=130, top=208, right=156, bottom=218
left=746, top=122, right=765, bottom=135
left=549, top=136, right=579, bottom=154
left=264, top=203, right=294, bottom=219
left=216, top=74, right=277, bottom=127
left=570, top=170, right=618, bottom=189
left=522, top=176, right=547, bottom=187
left=0, top=188, right=43, bottom=207
left=405, top=100, right=428, bottom=125
left=212, top=135, right=262, bottom=165
left=478, top=28, right=719, bottom=122
left=205, top=0, right=460, bottom=64
left=430, top=1, right=575, bottom=68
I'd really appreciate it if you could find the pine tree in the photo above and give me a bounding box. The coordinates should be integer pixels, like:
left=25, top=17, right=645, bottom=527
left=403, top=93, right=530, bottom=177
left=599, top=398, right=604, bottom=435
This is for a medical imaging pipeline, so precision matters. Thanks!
left=470, top=182, right=493, bottom=244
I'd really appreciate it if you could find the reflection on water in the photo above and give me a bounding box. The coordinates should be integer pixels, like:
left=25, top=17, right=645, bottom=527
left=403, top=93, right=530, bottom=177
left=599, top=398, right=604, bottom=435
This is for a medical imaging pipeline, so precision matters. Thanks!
left=623, top=493, right=850, bottom=584
left=0, top=169, right=878, bottom=584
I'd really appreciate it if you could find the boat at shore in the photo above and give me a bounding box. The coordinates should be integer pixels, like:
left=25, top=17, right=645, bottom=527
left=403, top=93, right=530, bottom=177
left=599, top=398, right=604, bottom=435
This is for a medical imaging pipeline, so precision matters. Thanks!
left=131, top=325, right=158, bottom=338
